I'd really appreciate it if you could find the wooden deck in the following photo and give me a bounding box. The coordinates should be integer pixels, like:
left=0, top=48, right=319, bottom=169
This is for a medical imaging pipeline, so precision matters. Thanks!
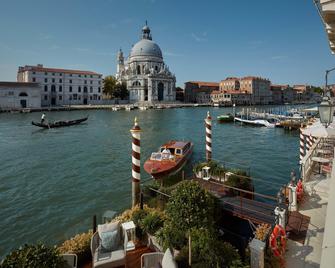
left=220, top=196, right=277, bottom=225
left=80, top=245, right=154, bottom=268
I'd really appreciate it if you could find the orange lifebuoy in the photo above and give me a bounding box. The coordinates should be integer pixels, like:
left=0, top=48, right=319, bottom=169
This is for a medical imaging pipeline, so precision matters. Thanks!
left=297, top=180, right=304, bottom=202
left=270, top=224, right=286, bottom=257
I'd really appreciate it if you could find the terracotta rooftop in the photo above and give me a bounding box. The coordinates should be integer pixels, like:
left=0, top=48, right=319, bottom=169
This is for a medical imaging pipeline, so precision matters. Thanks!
left=18, top=65, right=102, bottom=76
left=221, top=77, right=239, bottom=81
left=241, top=76, right=269, bottom=81
left=186, top=81, right=219, bottom=87
left=0, top=82, right=40, bottom=87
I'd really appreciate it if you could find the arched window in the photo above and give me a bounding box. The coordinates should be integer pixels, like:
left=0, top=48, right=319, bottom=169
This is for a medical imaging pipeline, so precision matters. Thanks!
left=155, top=66, right=158, bottom=71
left=69, top=86, right=72, bottom=92
left=137, top=65, right=141, bottom=75
left=44, top=85, right=48, bottom=92
left=84, top=86, right=87, bottom=93
left=19, top=92, right=28, bottom=97
left=59, top=85, right=62, bottom=92
left=132, top=81, right=141, bottom=87
left=78, top=86, right=81, bottom=93
left=51, top=85, right=56, bottom=92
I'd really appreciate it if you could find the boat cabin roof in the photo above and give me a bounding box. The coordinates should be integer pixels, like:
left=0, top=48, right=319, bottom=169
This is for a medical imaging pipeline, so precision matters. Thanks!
left=161, top=141, right=189, bottom=149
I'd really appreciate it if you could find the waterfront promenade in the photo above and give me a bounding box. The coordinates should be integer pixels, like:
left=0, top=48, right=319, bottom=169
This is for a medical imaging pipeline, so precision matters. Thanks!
left=285, top=124, right=335, bottom=268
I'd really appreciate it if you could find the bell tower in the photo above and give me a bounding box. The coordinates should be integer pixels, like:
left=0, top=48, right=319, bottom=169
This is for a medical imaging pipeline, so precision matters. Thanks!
left=117, top=48, right=124, bottom=75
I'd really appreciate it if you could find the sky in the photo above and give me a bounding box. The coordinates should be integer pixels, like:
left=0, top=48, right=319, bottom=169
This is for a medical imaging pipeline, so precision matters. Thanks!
left=0, top=0, right=334, bottom=87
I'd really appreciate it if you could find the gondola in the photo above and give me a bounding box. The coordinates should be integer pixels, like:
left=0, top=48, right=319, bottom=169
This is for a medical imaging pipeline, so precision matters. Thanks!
left=31, top=117, right=88, bottom=128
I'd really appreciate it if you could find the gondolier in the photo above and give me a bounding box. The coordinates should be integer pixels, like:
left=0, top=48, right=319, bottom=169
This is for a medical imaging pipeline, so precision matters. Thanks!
left=41, top=113, right=46, bottom=124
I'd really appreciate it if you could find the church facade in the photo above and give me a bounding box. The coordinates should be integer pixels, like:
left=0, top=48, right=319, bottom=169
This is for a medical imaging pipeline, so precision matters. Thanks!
left=116, top=24, right=176, bottom=103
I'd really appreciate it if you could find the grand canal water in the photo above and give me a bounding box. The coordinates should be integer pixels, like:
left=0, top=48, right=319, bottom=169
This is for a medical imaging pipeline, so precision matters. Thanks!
left=0, top=106, right=300, bottom=258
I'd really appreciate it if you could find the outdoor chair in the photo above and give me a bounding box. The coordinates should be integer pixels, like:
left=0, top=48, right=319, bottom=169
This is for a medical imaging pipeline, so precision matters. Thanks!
left=91, top=221, right=127, bottom=268
left=141, top=248, right=177, bottom=268
left=61, top=253, right=78, bottom=268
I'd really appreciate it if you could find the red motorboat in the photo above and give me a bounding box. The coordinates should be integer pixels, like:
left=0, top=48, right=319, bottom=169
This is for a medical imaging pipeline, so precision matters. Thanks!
left=144, top=141, right=193, bottom=179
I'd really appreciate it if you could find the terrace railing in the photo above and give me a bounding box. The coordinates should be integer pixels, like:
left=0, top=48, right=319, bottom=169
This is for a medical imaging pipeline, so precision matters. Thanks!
left=300, top=138, right=321, bottom=182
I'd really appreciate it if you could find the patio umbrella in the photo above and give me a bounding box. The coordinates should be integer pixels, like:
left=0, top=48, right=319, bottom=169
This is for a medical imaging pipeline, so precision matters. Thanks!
left=303, top=120, right=335, bottom=138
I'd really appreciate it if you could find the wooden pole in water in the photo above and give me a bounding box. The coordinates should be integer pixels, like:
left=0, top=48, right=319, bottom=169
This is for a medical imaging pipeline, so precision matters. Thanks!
left=205, top=111, right=212, bottom=162
left=130, top=117, right=141, bottom=207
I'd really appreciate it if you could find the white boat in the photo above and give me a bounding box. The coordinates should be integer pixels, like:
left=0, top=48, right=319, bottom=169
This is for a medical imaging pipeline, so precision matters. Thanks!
left=234, top=117, right=276, bottom=128
left=112, top=106, right=120, bottom=111
left=125, top=105, right=134, bottom=111
left=139, top=106, right=148, bottom=111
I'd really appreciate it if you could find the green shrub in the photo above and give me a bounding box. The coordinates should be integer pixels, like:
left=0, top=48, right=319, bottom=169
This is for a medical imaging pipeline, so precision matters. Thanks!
left=1, top=243, right=65, bottom=268
left=157, top=221, right=187, bottom=250
left=141, top=211, right=164, bottom=235
left=193, top=160, right=226, bottom=177
left=58, top=230, right=92, bottom=266
left=175, top=229, right=247, bottom=268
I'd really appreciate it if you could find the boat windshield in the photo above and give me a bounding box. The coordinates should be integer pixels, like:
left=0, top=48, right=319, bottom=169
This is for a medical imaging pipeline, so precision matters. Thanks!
left=150, top=152, right=174, bottom=161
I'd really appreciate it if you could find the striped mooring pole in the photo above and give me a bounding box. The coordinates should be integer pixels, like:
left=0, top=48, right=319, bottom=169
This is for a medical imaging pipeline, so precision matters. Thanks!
left=308, top=134, right=313, bottom=150
left=205, top=111, right=212, bottom=162
left=299, top=127, right=305, bottom=163
left=305, top=135, right=310, bottom=152
left=130, top=117, right=141, bottom=207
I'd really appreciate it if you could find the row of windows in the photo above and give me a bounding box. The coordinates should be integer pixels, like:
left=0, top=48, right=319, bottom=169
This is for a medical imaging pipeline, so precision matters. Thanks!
left=32, top=71, right=101, bottom=79
left=44, top=85, right=101, bottom=93
left=32, top=77, right=100, bottom=85
left=43, top=95, right=101, bottom=101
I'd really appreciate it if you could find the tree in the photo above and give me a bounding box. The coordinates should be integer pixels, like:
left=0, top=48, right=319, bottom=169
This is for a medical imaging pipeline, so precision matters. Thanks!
left=166, top=181, right=215, bottom=232
left=103, top=75, right=129, bottom=100
left=313, top=87, right=323, bottom=95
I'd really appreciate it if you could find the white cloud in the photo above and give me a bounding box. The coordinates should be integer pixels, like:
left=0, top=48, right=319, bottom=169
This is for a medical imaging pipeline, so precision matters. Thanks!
left=191, top=32, right=208, bottom=42
left=271, top=55, right=287, bottom=60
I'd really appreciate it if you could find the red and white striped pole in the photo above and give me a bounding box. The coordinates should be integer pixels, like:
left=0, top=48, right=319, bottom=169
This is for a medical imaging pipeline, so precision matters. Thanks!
left=305, top=135, right=310, bottom=152
left=205, top=111, right=212, bottom=161
left=308, top=134, right=313, bottom=150
left=299, top=127, right=305, bottom=163
left=130, top=117, right=141, bottom=207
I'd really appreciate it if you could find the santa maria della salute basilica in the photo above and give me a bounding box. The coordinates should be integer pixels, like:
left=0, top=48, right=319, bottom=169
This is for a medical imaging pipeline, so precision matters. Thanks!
left=115, top=23, right=176, bottom=103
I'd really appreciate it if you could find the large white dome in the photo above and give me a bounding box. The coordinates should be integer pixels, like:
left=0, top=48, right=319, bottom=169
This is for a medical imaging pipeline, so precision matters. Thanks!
left=130, top=39, right=162, bottom=59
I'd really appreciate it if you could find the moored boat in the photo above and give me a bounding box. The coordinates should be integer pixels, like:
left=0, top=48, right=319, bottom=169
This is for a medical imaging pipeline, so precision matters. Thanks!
left=31, top=117, right=88, bottom=128
left=144, top=140, right=193, bottom=179
left=217, top=114, right=234, bottom=123
left=234, top=117, right=277, bottom=128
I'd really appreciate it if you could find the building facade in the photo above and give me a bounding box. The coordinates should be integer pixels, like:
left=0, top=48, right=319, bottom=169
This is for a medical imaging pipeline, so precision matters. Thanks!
left=219, top=76, right=271, bottom=105
left=116, top=24, right=176, bottom=103
left=184, top=81, right=219, bottom=103
left=17, top=64, right=103, bottom=106
left=210, top=90, right=251, bottom=105
left=0, top=82, right=41, bottom=109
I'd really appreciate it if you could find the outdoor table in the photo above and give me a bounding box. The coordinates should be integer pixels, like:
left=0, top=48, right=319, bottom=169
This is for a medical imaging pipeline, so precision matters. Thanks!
left=316, top=149, right=333, bottom=155
left=311, top=157, right=331, bottom=174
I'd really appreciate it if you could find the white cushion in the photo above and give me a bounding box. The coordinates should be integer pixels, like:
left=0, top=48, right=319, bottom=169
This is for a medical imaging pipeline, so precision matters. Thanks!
left=162, top=248, right=177, bottom=268
left=98, top=221, right=119, bottom=237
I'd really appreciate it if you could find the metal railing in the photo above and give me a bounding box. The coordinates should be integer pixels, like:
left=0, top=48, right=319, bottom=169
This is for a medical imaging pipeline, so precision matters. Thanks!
left=300, top=138, right=321, bottom=182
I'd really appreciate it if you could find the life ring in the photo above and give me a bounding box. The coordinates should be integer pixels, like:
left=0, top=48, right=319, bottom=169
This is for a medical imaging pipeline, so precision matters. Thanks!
left=270, top=224, right=286, bottom=257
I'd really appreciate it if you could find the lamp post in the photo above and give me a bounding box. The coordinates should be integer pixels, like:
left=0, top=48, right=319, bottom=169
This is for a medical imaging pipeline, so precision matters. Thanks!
left=319, top=68, right=335, bottom=127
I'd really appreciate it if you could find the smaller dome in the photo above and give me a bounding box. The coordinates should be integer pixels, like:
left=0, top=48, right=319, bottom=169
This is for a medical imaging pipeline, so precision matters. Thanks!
left=142, top=25, right=150, bottom=31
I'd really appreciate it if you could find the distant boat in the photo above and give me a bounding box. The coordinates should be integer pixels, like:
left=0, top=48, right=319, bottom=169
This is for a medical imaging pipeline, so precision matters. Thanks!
left=234, top=117, right=277, bottom=128
left=144, top=140, right=193, bottom=179
left=217, top=114, right=234, bottom=123
left=31, top=117, right=88, bottom=128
